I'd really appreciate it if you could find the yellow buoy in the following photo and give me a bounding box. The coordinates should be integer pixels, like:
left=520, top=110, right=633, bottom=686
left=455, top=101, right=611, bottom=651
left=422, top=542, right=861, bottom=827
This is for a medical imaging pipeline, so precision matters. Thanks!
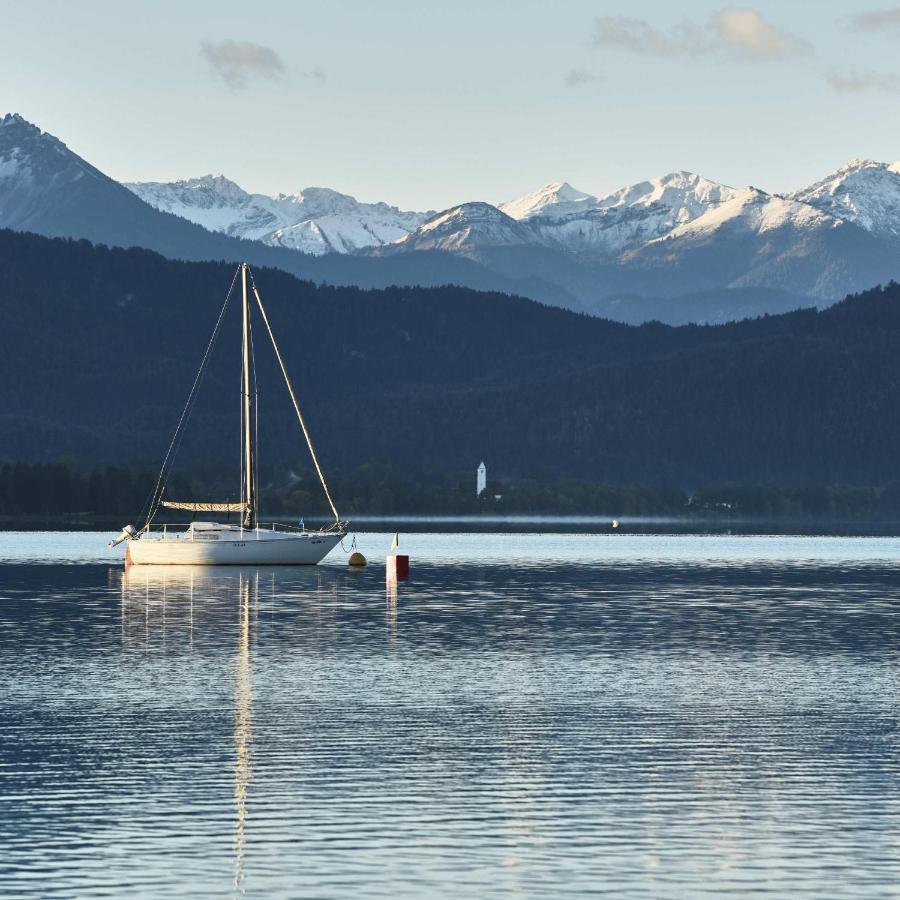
left=612, top=519, right=620, bottom=529
left=348, top=551, right=367, bottom=567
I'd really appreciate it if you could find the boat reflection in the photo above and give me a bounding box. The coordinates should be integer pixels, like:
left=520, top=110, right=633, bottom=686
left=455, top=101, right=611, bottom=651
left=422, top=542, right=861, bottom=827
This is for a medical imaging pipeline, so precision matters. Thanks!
left=116, top=563, right=400, bottom=889
left=118, top=566, right=259, bottom=894
left=118, top=565, right=348, bottom=639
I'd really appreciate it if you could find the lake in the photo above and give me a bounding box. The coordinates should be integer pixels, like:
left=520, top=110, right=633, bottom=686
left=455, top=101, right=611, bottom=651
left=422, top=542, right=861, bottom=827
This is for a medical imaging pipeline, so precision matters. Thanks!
left=1, top=530, right=899, bottom=898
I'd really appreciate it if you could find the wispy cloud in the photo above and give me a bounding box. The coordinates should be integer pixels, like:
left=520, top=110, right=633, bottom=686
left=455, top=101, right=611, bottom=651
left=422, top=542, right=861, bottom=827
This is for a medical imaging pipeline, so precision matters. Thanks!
left=592, top=7, right=809, bottom=62
left=303, top=66, right=327, bottom=83
left=711, top=8, right=810, bottom=60
left=563, top=68, right=604, bottom=87
left=592, top=16, right=705, bottom=58
left=827, top=70, right=900, bottom=92
left=847, top=8, right=900, bottom=31
left=201, top=40, right=287, bottom=90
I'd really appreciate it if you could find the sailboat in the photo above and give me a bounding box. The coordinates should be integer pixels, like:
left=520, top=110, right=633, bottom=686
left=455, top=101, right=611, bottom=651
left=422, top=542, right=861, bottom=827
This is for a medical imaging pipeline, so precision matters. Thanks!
left=110, top=263, right=348, bottom=565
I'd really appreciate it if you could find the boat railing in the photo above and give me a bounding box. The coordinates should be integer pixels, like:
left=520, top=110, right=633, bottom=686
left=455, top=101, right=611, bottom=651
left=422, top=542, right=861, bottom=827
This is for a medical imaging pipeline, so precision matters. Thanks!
left=139, top=521, right=348, bottom=540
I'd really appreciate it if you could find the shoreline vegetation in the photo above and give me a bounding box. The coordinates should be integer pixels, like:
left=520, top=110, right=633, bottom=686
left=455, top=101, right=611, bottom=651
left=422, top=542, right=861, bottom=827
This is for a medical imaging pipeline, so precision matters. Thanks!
left=3, top=462, right=900, bottom=525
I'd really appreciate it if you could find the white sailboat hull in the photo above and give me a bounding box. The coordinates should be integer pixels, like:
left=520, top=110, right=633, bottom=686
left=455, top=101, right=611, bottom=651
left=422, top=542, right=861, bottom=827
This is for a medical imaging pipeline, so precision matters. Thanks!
left=126, top=525, right=344, bottom=566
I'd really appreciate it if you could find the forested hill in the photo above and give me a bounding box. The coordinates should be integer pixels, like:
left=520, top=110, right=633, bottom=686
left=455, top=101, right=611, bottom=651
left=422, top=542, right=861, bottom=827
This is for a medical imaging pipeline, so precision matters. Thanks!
left=2, top=227, right=900, bottom=488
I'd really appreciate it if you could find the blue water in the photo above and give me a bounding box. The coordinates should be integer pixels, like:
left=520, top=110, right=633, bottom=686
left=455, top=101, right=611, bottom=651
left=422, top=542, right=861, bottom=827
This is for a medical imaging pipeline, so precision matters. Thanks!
left=1, top=531, right=899, bottom=898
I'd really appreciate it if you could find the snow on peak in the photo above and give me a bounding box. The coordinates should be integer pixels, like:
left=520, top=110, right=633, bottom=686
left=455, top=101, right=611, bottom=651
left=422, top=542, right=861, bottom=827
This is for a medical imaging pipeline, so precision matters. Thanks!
left=401, top=202, right=535, bottom=251
left=0, top=113, right=93, bottom=187
left=831, top=158, right=879, bottom=176
left=8, top=111, right=897, bottom=267
left=275, top=185, right=342, bottom=204
left=791, top=158, right=900, bottom=240
left=125, top=175, right=267, bottom=237
left=126, top=175, right=431, bottom=255
left=186, top=173, right=248, bottom=195
left=130, top=174, right=251, bottom=208
left=498, top=171, right=741, bottom=258
left=0, top=113, right=69, bottom=155
left=500, top=181, right=597, bottom=221
left=596, top=171, right=738, bottom=222
left=646, top=186, right=835, bottom=245
left=420, top=202, right=513, bottom=230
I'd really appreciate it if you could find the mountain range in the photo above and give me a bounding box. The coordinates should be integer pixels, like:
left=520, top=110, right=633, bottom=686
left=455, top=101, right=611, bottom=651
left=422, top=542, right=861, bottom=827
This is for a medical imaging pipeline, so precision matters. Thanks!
left=0, top=114, right=558, bottom=305
left=127, top=175, right=433, bottom=255
left=3, top=112, right=900, bottom=324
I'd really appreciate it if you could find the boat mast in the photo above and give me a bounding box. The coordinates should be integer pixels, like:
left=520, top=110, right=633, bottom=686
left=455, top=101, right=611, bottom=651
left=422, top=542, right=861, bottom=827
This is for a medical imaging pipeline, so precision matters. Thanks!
left=241, top=263, right=256, bottom=529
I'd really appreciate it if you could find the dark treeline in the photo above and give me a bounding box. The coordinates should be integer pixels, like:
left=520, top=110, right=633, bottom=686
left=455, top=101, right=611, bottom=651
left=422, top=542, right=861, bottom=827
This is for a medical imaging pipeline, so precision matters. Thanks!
left=2, top=461, right=899, bottom=521
left=5, top=229, right=900, bottom=488
left=0, top=463, right=189, bottom=517
left=170, top=466, right=900, bottom=520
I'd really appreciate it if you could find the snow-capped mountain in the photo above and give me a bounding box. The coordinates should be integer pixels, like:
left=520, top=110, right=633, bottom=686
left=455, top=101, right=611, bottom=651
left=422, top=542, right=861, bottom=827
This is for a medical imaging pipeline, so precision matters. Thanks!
left=122, top=157, right=900, bottom=288
left=594, top=170, right=737, bottom=219
left=386, top=175, right=900, bottom=315
left=0, top=112, right=329, bottom=268
left=617, top=187, right=885, bottom=302
left=499, top=181, right=598, bottom=221
left=789, top=158, right=900, bottom=242
left=495, top=171, right=742, bottom=258
left=394, top=202, right=538, bottom=254
left=126, top=169, right=745, bottom=262
left=126, top=175, right=430, bottom=256
left=4, top=111, right=900, bottom=325
left=0, top=113, right=538, bottom=302
left=126, top=175, right=279, bottom=238
left=0, top=112, right=143, bottom=234
left=643, top=187, right=836, bottom=245
left=502, top=171, right=737, bottom=223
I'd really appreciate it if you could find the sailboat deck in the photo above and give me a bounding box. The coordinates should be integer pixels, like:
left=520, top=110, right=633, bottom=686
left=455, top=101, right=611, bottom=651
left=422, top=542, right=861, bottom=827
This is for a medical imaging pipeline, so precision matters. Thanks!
left=140, top=522, right=345, bottom=542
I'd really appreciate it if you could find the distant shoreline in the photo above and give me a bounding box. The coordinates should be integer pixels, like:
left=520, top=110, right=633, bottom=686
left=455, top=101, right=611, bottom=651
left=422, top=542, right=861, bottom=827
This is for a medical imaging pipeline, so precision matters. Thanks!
left=5, top=512, right=900, bottom=537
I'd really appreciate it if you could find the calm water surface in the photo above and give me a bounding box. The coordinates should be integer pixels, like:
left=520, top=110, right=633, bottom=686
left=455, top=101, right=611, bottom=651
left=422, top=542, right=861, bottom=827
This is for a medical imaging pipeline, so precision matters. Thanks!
left=1, top=531, right=899, bottom=898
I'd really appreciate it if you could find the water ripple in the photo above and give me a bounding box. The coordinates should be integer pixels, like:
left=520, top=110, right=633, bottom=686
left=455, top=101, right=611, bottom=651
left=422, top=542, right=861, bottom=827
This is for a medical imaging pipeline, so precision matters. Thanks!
left=1, top=534, right=899, bottom=897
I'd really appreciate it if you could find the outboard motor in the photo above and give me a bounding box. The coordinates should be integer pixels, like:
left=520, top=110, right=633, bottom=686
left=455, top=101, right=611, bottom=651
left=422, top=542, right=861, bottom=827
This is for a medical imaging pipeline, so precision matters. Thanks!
left=108, top=524, right=138, bottom=549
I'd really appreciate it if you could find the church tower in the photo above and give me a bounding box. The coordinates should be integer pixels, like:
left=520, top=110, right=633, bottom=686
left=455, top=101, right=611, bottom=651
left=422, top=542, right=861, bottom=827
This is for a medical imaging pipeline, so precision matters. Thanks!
left=476, top=461, right=487, bottom=496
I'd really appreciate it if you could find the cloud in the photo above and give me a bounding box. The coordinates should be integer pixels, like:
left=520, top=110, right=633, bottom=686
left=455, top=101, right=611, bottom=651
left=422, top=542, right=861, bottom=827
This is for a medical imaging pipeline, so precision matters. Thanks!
left=201, top=40, right=287, bottom=89
left=303, top=66, right=327, bottom=83
left=591, top=16, right=706, bottom=58
left=592, top=7, right=809, bottom=62
left=564, top=68, right=604, bottom=87
left=848, top=8, right=900, bottom=31
left=711, top=8, right=811, bottom=60
left=827, top=70, right=900, bottom=92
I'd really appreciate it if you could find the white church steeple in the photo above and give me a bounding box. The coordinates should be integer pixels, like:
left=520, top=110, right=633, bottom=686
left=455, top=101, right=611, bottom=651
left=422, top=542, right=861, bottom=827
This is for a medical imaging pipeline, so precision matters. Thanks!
left=476, top=461, right=487, bottom=496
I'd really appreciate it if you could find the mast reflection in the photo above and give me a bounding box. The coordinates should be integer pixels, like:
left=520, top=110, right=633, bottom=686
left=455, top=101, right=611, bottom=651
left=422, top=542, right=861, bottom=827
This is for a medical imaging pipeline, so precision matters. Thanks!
left=233, top=572, right=253, bottom=896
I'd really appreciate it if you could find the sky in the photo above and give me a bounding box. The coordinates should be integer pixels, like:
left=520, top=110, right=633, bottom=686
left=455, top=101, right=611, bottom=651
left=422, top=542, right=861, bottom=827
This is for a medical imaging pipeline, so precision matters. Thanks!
left=3, top=0, right=900, bottom=210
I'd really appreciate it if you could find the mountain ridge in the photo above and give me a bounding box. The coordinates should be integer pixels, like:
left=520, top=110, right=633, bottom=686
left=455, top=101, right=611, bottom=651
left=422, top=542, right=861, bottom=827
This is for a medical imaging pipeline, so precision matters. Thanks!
left=3, top=112, right=900, bottom=324
left=126, top=174, right=431, bottom=255
left=122, top=143, right=900, bottom=318
left=0, top=113, right=576, bottom=307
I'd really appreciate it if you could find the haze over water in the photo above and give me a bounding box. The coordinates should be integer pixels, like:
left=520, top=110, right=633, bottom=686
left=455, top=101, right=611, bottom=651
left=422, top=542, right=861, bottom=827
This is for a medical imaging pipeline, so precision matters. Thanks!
left=2, top=531, right=899, bottom=898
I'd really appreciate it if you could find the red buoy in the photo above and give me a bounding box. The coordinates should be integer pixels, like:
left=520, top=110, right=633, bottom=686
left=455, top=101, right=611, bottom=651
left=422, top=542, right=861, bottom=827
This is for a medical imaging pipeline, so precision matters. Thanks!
left=386, top=554, right=409, bottom=579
